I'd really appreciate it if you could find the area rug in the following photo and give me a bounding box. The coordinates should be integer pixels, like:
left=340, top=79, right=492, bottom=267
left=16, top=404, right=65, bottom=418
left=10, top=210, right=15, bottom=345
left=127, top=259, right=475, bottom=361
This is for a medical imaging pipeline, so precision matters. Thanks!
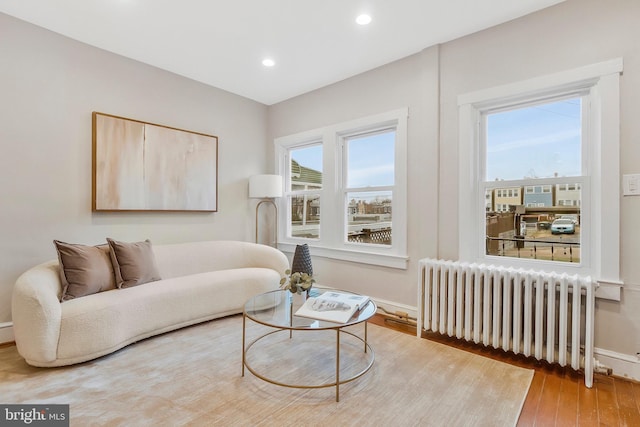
left=0, top=315, right=533, bottom=426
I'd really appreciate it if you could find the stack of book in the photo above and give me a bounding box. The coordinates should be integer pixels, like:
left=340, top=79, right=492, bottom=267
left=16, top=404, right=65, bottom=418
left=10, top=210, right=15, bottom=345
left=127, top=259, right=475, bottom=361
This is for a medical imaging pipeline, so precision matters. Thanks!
left=295, top=291, right=370, bottom=323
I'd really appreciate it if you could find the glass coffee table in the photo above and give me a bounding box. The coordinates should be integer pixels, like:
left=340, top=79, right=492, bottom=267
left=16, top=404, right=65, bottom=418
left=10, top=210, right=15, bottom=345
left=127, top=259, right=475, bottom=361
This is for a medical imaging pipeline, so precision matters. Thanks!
left=242, top=288, right=376, bottom=402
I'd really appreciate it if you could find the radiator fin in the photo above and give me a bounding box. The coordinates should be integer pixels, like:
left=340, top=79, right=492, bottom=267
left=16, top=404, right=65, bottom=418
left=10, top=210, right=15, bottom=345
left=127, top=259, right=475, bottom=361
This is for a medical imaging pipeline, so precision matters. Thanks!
left=418, top=258, right=595, bottom=388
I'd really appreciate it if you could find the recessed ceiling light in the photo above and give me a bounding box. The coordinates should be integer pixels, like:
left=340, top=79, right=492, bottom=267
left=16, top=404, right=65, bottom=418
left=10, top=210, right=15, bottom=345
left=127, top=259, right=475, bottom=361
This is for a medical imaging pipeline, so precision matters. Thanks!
left=356, top=14, right=372, bottom=25
left=262, top=58, right=275, bottom=67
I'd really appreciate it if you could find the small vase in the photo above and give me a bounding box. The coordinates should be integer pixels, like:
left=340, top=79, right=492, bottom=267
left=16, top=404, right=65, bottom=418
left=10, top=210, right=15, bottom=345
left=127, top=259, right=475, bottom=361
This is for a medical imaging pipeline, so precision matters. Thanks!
left=290, top=290, right=307, bottom=307
left=291, top=244, right=313, bottom=277
left=299, top=290, right=308, bottom=302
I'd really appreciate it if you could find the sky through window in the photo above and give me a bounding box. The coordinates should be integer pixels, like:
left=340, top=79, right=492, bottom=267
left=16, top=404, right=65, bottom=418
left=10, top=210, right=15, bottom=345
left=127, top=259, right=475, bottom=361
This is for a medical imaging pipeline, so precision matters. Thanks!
left=486, top=97, right=581, bottom=181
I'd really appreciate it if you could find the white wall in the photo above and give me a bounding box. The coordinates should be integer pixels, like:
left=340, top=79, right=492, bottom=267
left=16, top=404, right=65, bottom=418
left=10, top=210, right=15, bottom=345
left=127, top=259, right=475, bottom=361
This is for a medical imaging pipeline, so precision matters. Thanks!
left=0, top=13, right=269, bottom=323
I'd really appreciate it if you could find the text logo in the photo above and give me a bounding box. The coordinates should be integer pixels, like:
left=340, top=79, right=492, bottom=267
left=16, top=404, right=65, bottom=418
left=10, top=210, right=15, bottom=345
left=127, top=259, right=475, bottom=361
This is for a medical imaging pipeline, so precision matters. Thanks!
left=1, top=405, right=69, bottom=426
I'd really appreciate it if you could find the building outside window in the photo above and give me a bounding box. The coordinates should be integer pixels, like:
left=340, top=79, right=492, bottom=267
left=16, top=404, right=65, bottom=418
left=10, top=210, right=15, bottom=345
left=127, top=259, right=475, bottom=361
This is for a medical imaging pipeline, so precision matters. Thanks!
left=493, top=186, right=522, bottom=212
left=523, top=184, right=556, bottom=208
left=288, top=146, right=322, bottom=239
left=556, top=183, right=581, bottom=208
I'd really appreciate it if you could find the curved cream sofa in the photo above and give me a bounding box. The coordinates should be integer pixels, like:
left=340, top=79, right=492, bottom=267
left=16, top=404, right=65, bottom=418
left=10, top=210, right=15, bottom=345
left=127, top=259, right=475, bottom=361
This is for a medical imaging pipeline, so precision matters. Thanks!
left=11, top=240, right=289, bottom=367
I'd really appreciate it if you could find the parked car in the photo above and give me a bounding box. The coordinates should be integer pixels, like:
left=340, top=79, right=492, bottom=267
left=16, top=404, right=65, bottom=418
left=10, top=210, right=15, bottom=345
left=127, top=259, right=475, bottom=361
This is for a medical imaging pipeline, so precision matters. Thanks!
left=551, top=218, right=576, bottom=234
left=560, top=215, right=579, bottom=225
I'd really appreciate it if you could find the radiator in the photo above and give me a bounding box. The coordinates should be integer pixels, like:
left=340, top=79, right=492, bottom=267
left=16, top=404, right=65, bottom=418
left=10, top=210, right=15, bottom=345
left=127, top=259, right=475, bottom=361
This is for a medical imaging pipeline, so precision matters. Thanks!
left=418, top=258, right=596, bottom=387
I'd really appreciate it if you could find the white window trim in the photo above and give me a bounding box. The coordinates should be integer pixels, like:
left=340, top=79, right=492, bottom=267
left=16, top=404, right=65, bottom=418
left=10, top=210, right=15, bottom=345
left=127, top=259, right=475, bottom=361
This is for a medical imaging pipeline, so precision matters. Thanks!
left=275, top=108, right=409, bottom=269
left=457, top=59, right=622, bottom=289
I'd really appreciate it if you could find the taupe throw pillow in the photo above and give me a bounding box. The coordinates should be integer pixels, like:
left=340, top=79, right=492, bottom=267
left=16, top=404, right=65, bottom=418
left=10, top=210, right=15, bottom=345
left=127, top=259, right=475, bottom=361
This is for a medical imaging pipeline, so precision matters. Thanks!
left=107, top=238, right=161, bottom=288
left=54, top=240, right=117, bottom=302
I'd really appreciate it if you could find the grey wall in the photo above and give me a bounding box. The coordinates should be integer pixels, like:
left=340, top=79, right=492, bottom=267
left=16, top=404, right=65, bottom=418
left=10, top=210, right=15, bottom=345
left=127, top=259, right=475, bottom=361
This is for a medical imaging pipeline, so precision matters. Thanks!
left=438, top=0, right=640, bottom=358
left=2, top=0, right=638, bottom=360
left=270, top=0, right=640, bottom=358
left=0, top=13, right=269, bottom=322
left=268, top=47, right=441, bottom=308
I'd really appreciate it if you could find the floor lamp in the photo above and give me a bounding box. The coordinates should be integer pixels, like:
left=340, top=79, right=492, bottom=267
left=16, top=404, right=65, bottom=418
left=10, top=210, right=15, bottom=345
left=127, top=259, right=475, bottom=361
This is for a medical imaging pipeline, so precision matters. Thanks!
left=249, top=174, right=282, bottom=247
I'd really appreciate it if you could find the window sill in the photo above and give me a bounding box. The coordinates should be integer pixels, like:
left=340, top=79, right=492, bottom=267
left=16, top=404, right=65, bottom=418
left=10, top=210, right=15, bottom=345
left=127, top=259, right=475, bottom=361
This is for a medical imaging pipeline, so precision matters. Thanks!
left=278, top=242, right=409, bottom=270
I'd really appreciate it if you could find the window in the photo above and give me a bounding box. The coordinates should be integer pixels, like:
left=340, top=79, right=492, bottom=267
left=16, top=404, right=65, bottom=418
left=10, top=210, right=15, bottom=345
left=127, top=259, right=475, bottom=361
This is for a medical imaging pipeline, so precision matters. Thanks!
left=484, top=96, right=582, bottom=264
left=345, top=130, right=395, bottom=246
left=275, top=109, right=408, bottom=269
left=458, top=59, right=622, bottom=283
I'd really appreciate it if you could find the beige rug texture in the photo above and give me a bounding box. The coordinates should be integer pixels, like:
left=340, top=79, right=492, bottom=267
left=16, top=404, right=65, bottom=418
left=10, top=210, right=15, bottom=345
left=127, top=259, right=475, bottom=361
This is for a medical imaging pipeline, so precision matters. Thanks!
left=0, top=315, right=533, bottom=426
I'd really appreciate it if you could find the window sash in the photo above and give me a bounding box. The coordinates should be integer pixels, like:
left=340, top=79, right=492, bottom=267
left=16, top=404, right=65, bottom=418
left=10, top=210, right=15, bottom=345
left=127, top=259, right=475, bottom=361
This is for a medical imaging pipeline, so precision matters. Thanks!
left=274, top=108, right=408, bottom=269
left=458, top=59, right=622, bottom=281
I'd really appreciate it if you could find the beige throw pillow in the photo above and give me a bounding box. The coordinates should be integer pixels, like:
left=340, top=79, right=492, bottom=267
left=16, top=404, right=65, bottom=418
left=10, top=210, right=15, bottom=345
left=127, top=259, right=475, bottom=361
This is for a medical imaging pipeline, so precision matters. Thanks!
left=54, top=240, right=117, bottom=302
left=107, top=238, right=161, bottom=288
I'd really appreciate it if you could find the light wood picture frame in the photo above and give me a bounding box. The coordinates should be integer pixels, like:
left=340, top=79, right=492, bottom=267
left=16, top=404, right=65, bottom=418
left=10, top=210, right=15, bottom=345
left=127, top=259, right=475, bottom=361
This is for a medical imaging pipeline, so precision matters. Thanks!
left=92, top=112, right=218, bottom=212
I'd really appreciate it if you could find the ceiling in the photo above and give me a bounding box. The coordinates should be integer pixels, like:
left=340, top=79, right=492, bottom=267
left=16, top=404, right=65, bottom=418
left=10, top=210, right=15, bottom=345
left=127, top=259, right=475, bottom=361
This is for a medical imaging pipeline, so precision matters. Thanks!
left=0, top=0, right=565, bottom=105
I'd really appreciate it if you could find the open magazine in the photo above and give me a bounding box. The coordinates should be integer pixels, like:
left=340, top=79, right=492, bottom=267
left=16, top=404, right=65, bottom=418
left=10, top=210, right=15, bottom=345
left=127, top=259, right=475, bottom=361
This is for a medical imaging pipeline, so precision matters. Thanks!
left=295, top=291, right=370, bottom=323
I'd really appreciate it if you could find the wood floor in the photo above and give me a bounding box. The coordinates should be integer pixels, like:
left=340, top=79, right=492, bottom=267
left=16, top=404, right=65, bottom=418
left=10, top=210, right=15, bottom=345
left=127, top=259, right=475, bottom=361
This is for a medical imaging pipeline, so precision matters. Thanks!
left=369, top=314, right=640, bottom=426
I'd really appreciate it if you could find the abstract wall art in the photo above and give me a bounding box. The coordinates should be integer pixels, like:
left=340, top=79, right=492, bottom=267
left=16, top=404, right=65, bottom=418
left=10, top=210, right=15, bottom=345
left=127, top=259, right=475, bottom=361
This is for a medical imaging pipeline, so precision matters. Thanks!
left=92, top=112, right=218, bottom=212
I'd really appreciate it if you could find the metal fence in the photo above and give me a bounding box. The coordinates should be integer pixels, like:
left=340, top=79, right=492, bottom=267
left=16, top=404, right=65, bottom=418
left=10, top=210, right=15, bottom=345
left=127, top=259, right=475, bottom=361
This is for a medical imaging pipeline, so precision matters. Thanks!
left=486, top=236, right=580, bottom=263
left=348, top=227, right=392, bottom=244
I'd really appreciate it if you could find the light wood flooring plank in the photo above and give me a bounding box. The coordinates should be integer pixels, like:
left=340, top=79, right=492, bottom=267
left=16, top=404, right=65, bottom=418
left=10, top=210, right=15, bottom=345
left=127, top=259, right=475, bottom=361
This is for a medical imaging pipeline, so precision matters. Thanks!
left=377, top=314, right=640, bottom=427
left=577, top=376, right=599, bottom=425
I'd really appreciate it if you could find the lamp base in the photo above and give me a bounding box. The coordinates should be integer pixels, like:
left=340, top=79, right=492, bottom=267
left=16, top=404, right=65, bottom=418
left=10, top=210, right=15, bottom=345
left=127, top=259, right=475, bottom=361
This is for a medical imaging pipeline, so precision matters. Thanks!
left=255, top=199, right=278, bottom=247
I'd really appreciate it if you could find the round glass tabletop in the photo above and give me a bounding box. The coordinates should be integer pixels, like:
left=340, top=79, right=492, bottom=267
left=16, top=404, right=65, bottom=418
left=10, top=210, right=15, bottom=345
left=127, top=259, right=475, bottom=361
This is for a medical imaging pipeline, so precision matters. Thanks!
left=244, top=288, right=376, bottom=330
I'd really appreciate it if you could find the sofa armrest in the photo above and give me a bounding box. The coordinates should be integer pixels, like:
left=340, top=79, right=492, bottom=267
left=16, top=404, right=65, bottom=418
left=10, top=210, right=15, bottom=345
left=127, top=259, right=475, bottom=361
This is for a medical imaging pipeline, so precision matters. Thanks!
left=11, top=260, right=62, bottom=364
left=243, top=243, right=290, bottom=276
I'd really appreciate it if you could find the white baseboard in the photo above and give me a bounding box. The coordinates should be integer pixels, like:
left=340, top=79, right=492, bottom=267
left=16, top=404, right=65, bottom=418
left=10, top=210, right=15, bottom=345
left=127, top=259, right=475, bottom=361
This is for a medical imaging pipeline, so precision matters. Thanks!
left=594, top=347, right=640, bottom=382
left=0, top=322, right=14, bottom=344
left=371, top=298, right=417, bottom=320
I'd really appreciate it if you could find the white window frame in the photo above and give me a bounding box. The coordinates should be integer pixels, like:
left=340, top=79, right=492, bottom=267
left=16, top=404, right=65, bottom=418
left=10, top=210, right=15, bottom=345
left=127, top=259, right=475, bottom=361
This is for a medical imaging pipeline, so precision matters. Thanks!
left=458, top=59, right=622, bottom=287
left=275, top=108, right=409, bottom=269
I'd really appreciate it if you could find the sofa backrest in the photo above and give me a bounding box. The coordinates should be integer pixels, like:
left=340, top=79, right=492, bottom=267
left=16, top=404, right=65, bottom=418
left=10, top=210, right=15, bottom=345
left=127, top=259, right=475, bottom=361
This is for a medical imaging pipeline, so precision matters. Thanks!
left=152, top=240, right=289, bottom=280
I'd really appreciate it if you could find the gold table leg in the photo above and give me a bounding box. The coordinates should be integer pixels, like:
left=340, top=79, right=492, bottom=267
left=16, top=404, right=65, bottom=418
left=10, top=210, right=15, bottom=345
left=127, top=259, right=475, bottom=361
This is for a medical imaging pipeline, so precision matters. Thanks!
left=364, top=321, right=368, bottom=353
left=336, top=329, right=340, bottom=402
left=241, top=313, right=246, bottom=377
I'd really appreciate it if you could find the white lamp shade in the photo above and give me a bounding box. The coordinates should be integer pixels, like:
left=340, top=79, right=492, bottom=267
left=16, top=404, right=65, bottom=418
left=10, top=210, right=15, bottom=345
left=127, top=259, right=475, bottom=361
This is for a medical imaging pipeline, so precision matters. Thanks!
left=249, top=174, right=283, bottom=198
